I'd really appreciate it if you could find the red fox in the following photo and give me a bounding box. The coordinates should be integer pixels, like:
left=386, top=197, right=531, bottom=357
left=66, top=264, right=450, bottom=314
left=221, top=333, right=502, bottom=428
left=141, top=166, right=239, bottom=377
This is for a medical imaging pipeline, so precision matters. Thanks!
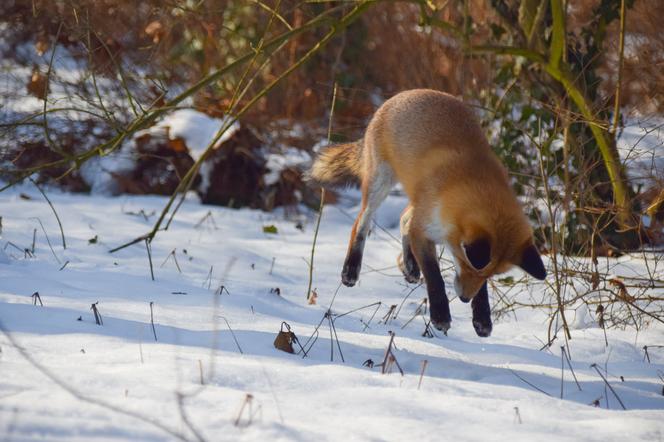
left=308, top=89, right=546, bottom=337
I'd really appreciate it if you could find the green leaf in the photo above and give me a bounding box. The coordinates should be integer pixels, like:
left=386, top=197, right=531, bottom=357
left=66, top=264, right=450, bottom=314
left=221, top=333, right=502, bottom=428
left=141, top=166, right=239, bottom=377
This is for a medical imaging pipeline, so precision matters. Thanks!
left=263, top=225, right=278, bottom=235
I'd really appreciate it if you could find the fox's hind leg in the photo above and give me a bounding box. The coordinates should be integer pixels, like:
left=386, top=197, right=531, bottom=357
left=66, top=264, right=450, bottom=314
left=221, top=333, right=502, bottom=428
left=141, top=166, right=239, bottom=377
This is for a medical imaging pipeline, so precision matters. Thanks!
left=471, top=282, right=492, bottom=337
left=342, top=162, right=394, bottom=287
left=397, top=205, right=421, bottom=283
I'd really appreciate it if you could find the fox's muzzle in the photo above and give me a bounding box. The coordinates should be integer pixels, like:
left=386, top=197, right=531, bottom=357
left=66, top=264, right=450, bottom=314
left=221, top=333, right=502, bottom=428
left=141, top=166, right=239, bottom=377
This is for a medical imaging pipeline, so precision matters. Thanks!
left=454, top=273, right=484, bottom=302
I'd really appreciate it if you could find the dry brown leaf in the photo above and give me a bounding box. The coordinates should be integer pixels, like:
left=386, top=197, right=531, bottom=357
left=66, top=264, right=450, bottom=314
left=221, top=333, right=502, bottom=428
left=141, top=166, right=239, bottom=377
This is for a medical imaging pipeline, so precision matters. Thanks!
left=144, top=21, right=164, bottom=43
left=308, top=289, right=318, bottom=305
left=27, top=71, right=48, bottom=100
left=168, top=138, right=188, bottom=153
left=273, top=331, right=295, bottom=353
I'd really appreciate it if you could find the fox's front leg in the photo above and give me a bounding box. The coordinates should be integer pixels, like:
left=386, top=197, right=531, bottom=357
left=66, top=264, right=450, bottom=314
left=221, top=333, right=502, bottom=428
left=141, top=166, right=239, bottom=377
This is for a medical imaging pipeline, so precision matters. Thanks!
left=409, top=225, right=451, bottom=332
left=471, top=282, right=492, bottom=337
left=397, top=205, right=421, bottom=284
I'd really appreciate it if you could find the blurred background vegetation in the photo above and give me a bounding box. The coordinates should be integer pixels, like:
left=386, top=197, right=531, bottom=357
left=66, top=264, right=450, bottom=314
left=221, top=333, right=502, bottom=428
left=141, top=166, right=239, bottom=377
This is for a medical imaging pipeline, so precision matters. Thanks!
left=2, top=0, right=664, bottom=257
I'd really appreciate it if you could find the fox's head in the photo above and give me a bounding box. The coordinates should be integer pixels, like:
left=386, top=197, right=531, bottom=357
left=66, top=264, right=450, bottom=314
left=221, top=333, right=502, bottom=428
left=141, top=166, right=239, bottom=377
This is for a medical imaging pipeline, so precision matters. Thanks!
left=437, top=172, right=547, bottom=302
left=448, top=218, right=547, bottom=302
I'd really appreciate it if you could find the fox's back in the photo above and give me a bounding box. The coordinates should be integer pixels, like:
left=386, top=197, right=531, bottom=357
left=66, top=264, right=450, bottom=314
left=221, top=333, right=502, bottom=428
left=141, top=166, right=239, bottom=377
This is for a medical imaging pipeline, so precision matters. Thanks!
left=373, top=89, right=487, bottom=153
left=367, top=89, right=506, bottom=196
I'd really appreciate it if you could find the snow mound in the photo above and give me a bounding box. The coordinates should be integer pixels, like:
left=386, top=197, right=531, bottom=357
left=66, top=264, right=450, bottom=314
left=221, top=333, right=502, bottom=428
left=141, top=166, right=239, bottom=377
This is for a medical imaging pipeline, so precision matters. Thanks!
left=156, top=109, right=239, bottom=160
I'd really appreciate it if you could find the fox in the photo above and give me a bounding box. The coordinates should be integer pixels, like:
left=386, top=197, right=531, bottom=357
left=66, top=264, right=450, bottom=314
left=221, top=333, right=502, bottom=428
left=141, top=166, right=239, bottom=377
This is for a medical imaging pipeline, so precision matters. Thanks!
left=308, top=89, right=546, bottom=337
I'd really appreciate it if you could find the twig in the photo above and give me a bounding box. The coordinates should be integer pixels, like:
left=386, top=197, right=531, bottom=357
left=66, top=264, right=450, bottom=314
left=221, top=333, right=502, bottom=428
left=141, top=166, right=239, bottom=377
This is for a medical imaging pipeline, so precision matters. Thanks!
left=401, top=298, right=427, bottom=330
left=562, top=346, right=582, bottom=391
left=29, top=178, right=66, bottom=249
left=194, top=211, right=218, bottom=230
left=418, top=360, right=428, bottom=390
left=202, top=266, right=214, bottom=290
left=145, top=239, right=154, bottom=281
left=215, top=285, right=230, bottom=296
left=332, top=301, right=382, bottom=322
left=643, top=345, right=651, bottom=363
left=380, top=304, right=397, bottom=325
left=138, top=332, right=144, bottom=364
left=539, top=335, right=557, bottom=351
left=91, top=302, right=103, bottom=325
left=329, top=302, right=383, bottom=334
left=362, top=301, right=382, bottom=331
left=306, top=82, right=337, bottom=300
left=299, top=283, right=343, bottom=357
left=560, top=345, right=565, bottom=399
left=591, top=363, right=627, bottom=410
left=421, top=319, right=435, bottom=338
left=30, top=218, right=60, bottom=264
left=31, top=292, right=43, bottom=306
left=149, top=302, right=158, bottom=342
left=160, top=249, right=182, bottom=273
left=300, top=311, right=326, bottom=357
left=219, top=316, right=244, bottom=354
left=198, top=360, right=204, bottom=385
left=509, top=369, right=551, bottom=396
left=395, top=283, right=423, bottom=319
left=109, top=234, right=151, bottom=253
left=234, top=394, right=254, bottom=427
left=327, top=311, right=344, bottom=362
left=380, top=331, right=397, bottom=375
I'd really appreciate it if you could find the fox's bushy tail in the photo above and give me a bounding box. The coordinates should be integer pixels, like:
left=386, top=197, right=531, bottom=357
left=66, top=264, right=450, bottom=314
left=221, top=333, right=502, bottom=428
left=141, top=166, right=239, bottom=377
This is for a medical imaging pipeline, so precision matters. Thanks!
left=307, top=140, right=363, bottom=188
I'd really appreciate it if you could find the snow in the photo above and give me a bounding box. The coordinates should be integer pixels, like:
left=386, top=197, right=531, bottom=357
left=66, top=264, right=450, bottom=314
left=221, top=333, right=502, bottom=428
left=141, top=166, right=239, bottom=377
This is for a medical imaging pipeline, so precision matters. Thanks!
left=0, top=187, right=663, bottom=441
left=264, top=148, right=311, bottom=186
left=79, top=144, right=137, bottom=195
left=155, top=109, right=239, bottom=161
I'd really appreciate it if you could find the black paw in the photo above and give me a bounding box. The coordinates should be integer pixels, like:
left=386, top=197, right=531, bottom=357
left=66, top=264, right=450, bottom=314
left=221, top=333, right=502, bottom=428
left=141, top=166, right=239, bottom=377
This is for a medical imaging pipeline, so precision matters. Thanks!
left=341, top=265, right=358, bottom=287
left=432, top=318, right=451, bottom=333
left=397, top=252, right=421, bottom=284
left=342, top=249, right=362, bottom=287
left=472, top=318, right=492, bottom=337
left=430, top=307, right=452, bottom=334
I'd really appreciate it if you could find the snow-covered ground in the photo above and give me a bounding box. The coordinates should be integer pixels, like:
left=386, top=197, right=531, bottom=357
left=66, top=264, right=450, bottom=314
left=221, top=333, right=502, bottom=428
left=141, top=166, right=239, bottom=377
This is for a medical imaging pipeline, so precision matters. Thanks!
left=0, top=187, right=663, bottom=441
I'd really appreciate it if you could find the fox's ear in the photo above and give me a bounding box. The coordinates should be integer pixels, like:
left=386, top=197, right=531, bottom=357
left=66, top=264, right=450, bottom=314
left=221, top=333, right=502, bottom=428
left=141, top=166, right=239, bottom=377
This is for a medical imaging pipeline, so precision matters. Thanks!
left=518, top=243, right=546, bottom=280
left=462, top=238, right=491, bottom=271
